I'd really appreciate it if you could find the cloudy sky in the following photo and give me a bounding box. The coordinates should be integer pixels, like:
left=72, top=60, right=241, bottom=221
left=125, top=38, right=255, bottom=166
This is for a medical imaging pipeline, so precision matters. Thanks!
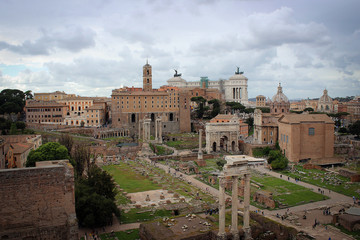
left=0, top=0, right=359, bottom=100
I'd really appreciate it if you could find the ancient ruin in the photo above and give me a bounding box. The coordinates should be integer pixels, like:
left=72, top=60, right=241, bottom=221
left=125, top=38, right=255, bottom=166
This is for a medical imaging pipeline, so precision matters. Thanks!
left=218, top=155, right=252, bottom=240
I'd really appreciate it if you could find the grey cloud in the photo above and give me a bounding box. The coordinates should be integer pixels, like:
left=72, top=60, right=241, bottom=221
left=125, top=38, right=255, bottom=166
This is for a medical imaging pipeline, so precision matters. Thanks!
left=0, top=26, right=96, bottom=55
left=245, top=7, right=331, bottom=49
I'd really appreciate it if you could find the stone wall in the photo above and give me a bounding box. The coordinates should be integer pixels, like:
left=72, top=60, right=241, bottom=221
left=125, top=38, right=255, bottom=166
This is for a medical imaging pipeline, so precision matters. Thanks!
left=303, top=163, right=323, bottom=170
left=0, top=160, right=78, bottom=240
left=253, top=191, right=276, bottom=209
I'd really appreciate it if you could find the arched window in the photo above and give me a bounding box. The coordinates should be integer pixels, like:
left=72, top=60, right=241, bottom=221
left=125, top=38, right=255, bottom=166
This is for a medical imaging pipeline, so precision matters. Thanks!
left=131, top=114, right=136, bottom=123
left=151, top=113, right=155, bottom=122
left=169, top=113, right=174, bottom=121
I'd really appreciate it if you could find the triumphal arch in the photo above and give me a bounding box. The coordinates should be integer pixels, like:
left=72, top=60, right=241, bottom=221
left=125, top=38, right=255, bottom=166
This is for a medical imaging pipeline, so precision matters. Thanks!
left=218, top=155, right=252, bottom=240
left=205, top=115, right=240, bottom=153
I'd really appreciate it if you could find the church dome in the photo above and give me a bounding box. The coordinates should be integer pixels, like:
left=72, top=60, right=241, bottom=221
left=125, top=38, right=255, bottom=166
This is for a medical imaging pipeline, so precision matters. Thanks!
left=318, top=89, right=332, bottom=103
left=271, top=83, right=289, bottom=102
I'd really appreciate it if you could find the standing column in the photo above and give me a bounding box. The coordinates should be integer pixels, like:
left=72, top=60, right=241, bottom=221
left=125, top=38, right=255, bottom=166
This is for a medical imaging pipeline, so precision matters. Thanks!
left=243, top=173, right=251, bottom=240
left=155, top=119, right=158, bottom=141
left=147, top=122, right=151, bottom=141
left=198, top=129, right=203, bottom=160
left=159, top=120, right=162, bottom=143
left=231, top=176, right=239, bottom=239
left=142, top=121, right=146, bottom=140
left=218, top=176, right=226, bottom=239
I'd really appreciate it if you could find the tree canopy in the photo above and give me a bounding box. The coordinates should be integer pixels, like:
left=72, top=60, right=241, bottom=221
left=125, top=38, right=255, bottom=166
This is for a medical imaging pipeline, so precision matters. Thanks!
left=26, top=142, right=69, bottom=167
left=0, top=89, right=32, bottom=114
left=349, top=120, right=360, bottom=138
left=75, top=165, right=119, bottom=228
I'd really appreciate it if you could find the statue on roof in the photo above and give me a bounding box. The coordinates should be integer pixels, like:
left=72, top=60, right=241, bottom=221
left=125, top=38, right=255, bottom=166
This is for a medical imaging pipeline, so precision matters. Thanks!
left=174, top=69, right=182, bottom=77
left=235, top=66, right=244, bottom=75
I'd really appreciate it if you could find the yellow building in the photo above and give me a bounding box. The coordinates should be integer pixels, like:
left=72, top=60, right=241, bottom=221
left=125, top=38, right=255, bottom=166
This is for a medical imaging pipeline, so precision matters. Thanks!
left=34, top=91, right=75, bottom=101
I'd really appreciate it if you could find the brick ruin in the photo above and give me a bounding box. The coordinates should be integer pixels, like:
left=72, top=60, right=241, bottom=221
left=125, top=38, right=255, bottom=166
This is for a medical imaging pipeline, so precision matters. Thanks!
left=0, top=160, right=78, bottom=240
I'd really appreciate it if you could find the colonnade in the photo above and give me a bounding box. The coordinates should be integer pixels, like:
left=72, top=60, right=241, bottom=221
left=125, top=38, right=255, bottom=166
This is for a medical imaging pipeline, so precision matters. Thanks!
left=232, top=87, right=242, bottom=100
left=218, top=172, right=251, bottom=240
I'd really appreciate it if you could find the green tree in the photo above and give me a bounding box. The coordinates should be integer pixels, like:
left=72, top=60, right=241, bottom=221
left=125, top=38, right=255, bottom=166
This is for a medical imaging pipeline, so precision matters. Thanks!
left=216, top=159, right=227, bottom=169
left=15, top=121, right=26, bottom=132
left=245, top=117, right=254, bottom=129
left=72, top=143, right=91, bottom=177
left=226, top=102, right=245, bottom=112
left=0, top=89, right=29, bottom=114
left=75, top=181, right=119, bottom=228
left=268, top=150, right=282, bottom=164
left=257, top=107, right=270, bottom=113
left=9, top=123, right=17, bottom=135
left=75, top=165, right=120, bottom=228
left=208, top=99, right=220, bottom=118
left=59, top=134, right=74, bottom=153
left=303, top=107, right=314, bottom=112
left=26, top=142, right=69, bottom=167
left=349, top=120, right=360, bottom=138
left=271, top=157, right=288, bottom=170
left=86, top=165, right=117, bottom=200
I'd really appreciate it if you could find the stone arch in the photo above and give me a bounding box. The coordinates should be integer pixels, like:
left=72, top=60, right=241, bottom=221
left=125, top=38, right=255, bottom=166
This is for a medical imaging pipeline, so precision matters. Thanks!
left=169, top=113, right=174, bottom=121
left=151, top=113, right=155, bottom=122
left=212, top=142, right=217, bottom=152
left=220, top=135, right=228, bottom=151
left=231, top=141, right=235, bottom=151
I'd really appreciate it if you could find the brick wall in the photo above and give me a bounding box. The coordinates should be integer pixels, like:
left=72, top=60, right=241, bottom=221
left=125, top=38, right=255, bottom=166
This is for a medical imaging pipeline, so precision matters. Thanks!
left=0, top=161, right=78, bottom=240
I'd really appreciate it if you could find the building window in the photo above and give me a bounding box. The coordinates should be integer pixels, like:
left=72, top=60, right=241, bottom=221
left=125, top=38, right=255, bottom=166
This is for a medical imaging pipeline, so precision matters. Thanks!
left=309, top=128, right=315, bottom=136
left=286, top=135, right=288, bottom=143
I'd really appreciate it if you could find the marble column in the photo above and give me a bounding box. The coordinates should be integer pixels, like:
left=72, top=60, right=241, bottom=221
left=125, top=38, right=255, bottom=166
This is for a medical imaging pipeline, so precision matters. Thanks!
left=198, top=129, right=203, bottom=160
left=155, top=119, right=158, bottom=141
left=243, top=173, right=252, bottom=240
left=158, top=120, right=162, bottom=143
left=231, top=176, right=239, bottom=240
left=218, top=176, right=226, bottom=239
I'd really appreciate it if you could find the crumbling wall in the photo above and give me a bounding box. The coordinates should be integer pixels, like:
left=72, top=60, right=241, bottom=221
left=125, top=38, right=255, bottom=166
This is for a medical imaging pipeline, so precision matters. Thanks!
left=0, top=161, right=78, bottom=240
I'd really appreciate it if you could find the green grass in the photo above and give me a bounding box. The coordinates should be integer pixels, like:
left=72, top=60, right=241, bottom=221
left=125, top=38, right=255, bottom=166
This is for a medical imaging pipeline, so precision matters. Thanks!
left=120, top=208, right=172, bottom=224
left=279, top=165, right=360, bottom=198
left=251, top=171, right=328, bottom=208
left=103, top=164, right=161, bottom=193
left=100, top=229, right=139, bottom=240
left=150, top=144, right=173, bottom=155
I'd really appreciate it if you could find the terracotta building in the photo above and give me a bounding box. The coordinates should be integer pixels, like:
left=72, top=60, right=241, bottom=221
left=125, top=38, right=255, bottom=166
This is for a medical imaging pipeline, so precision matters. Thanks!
left=111, top=62, right=191, bottom=137
left=1, top=135, right=42, bottom=168
left=25, top=100, right=68, bottom=124
left=278, top=114, right=334, bottom=162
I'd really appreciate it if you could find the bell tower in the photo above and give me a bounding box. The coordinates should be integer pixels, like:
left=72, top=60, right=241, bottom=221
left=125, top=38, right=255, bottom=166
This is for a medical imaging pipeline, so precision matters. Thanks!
left=143, top=60, right=152, bottom=91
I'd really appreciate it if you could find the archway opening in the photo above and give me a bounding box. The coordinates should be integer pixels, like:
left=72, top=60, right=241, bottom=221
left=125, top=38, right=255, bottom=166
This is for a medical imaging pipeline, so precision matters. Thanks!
left=212, top=142, right=217, bottom=152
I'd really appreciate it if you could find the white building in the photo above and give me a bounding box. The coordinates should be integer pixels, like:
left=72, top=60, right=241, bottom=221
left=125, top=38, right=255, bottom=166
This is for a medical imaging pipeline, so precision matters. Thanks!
left=167, top=67, right=249, bottom=106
